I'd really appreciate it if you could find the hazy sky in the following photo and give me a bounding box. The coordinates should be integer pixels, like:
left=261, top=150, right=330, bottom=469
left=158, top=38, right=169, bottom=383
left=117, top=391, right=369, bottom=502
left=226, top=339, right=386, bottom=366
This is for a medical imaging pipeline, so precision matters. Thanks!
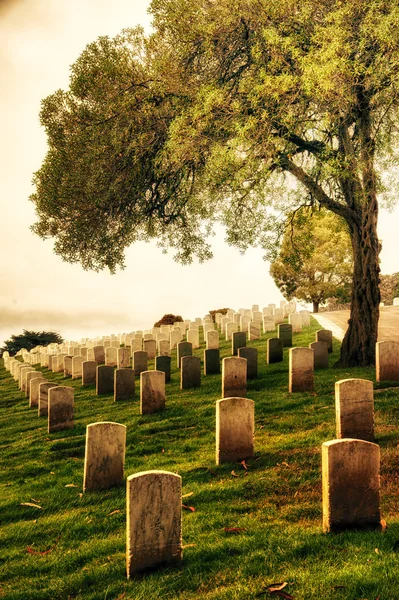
left=1, top=0, right=398, bottom=345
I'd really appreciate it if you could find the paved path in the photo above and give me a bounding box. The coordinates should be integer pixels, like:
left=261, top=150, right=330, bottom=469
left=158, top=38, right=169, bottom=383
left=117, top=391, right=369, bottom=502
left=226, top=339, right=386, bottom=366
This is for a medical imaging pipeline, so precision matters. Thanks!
left=312, top=306, right=399, bottom=341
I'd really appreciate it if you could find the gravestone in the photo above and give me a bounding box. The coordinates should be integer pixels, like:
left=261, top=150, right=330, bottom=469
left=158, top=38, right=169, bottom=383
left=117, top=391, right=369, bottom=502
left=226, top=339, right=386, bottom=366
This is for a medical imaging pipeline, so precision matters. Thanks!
left=226, top=322, right=238, bottom=341
left=289, top=313, right=302, bottom=333
left=81, top=348, right=88, bottom=361
left=72, top=356, right=84, bottom=379
left=216, top=397, right=254, bottom=464
left=204, top=349, right=220, bottom=375
left=177, top=342, right=192, bottom=368
left=322, top=439, right=381, bottom=532
left=82, top=361, right=97, bottom=385
left=376, top=340, right=399, bottom=382
left=181, top=356, right=201, bottom=389
left=131, top=339, right=142, bottom=353
left=263, top=316, right=275, bottom=333
left=222, top=357, right=247, bottom=398
left=248, top=321, right=261, bottom=341
left=29, top=376, right=45, bottom=408
left=83, top=422, right=126, bottom=491
left=289, top=347, right=314, bottom=392
left=126, top=470, right=182, bottom=576
left=25, top=371, right=39, bottom=398
left=143, top=339, right=156, bottom=360
left=22, top=368, right=36, bottom=394
left=64, top=356, right=73, bottom=377
left=267, top=338, right=283, bottom=364
left=93, top=345, right=105, bottom=364
left=252, top=310, right=263, bottom=323
left=335, top=379, right=374, bottom=441
left=316, top=329, right=333, bottom=353
left=170, top=330, right=180, bottom=350
left=273, top=308, right=284, bottom=324
left=187, top=329, right=200, bottom=349
left=117, top=347, right=131, bottom=369
left=56, top=353, right=67, bottom=373
left=115, top=368, right=135, bottom=401
left=155, top=356, right=171, bottom=383
left=263, top=307, right=273, bottom=316
left=309, top=341, right=329, bottom=369
left=140, top=371, right=166, bottom=414
left=105, top=347, right=118, bottom=367
left=19, top=366, right=33, bottom=389
left=238, top=347, right=258, bottom=379
left=206, top=330, right=219, bottom=350
left=133, top=351, right=148, bottom=377
left=300, top=310, right=311, bottom=327
left=158, top=339, right=171, bottom=357
left=96, top=365, right=114, bottom=395
left=278, top=323, right=293, bottom=347
left=240, top=315, right=251, bottom=333
left=48, top=386, right=74, bottom=433
left=38, top=382, right=58, bottom=417
left=232, top=331, right=246, bottom=356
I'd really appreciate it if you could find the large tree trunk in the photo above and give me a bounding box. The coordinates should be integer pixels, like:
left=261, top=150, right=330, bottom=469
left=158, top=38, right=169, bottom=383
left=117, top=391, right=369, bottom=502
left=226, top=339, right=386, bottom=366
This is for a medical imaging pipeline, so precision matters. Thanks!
left=338, top=202, right=380, bottom=367
left=312, top=301, right=319, bottom=313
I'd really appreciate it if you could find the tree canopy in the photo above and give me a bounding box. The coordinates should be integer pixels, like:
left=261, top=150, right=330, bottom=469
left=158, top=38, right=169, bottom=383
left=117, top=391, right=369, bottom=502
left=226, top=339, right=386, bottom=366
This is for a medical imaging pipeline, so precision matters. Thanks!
left=270, top=209, right=353, bottom=313
left=0, top=330, right=63, bottom=357
left=31, top=0, right=399, bottom=365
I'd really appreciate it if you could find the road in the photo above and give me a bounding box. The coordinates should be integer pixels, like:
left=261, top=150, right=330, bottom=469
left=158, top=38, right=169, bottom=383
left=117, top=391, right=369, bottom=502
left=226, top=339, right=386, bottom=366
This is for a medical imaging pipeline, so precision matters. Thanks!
left=313, top=305, right=399, bottom=341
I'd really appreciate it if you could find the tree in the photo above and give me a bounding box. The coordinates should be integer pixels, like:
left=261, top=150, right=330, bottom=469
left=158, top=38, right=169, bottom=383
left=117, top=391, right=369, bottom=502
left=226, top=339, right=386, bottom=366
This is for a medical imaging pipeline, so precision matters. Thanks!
left=153, top=313, right=183, bottom=327
left=1, top=330, right=63, bottom=357
left=380, top=273, right=399, bottom=305
left=30, top=1, right=399, bottom=366
left=270, top=209, right=353, bottom=313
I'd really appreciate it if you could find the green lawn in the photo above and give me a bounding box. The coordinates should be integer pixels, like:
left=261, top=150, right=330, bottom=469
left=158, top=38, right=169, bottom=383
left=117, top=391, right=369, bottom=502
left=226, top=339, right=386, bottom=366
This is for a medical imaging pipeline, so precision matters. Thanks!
left=1, top=318, right=399, bottom=600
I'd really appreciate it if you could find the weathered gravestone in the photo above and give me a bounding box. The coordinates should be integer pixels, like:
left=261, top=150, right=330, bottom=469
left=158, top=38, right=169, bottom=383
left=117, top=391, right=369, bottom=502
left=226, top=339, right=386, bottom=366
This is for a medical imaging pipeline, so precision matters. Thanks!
left=48, top=386, right=74, bottom=433
left=114, top=368, right=135, bottom=401
left=376, top=340, right=399, bottom=382
left=300, top=310, right=311, bottom=327
left=19, top=366, right=32, bottom=390
left=206, top=330, right=219, bottom=350
left=105, top=347, right=118, bottom=367
left=278, top=323, right=293, bottom=348
left=158, top=339, right=171, bottom=357
left=177, top=342, right=192, bottom=369
left=22, top=369, right=36, bottom=394
left=25, top=371, right=39, bottom=398
left=289, top=348, right=314, bottom=392
left=140, top=371, right=166, bottom=414
left=133, top=351, right=148, bottom=377
left=216, top=398, right=254, bottom=464
left=56, top=353, right=67, bottom=373
left=309, top=341, right=329, bottom=369
left=289, top=313, right=303, bottom=333
left=232, top=331, right=246, bottom=356
left=83, top=422, right=126, bottom=491
left=263, top=315, right=275, bottom=333
left=117, top=347, right=131, bottom=369
left=248, top=321, right=261, bottom=341
left=64, top=356, right=73, bottom=377
left=226, top=322, right=238, bottom=341
left=143, top=339, right=156, bottom=360
left=273, top=308, right=284, bottom=324
left=181, top=356, right=201, bottom=389
left=93, top=345, right=105, bottom=364
left=72, top=356, right=84, bottom=379
left=29, top=376, right=45, bottom=408
left=156, top=355, right=171, bottom=383
left=222, top=357, right=247, bottom=398
left=38, top=382, right=58, bottom=417
left=316, top=329, right=333, bottom=353
left=335, top=379, right=374, bottom=441
left=204, top=349, right=220, bottom=375
left=82, top=361, right=97, bottom=385
left=238, top=347, right=258, bottom=379
left=96, top=365, right=114, bottom=395
left=267, top=338, right=283, bottom=364
left=126, top=470, right=182, bottom=577
left=322, top=439, right=381, bottom=532
left=240, top=315, right=251, bottom=333
left=187, top=329, right=200, bottom=349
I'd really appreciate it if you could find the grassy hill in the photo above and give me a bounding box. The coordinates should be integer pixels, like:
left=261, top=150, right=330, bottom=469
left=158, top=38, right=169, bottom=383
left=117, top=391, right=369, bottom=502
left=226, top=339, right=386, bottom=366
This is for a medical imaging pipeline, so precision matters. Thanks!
left=1, top=318, right=399, bottom=599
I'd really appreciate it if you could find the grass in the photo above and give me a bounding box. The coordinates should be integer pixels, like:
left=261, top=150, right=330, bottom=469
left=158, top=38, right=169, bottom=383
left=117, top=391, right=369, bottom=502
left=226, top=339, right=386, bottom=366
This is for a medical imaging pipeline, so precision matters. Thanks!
left=1, top=318, right=399, bottom=599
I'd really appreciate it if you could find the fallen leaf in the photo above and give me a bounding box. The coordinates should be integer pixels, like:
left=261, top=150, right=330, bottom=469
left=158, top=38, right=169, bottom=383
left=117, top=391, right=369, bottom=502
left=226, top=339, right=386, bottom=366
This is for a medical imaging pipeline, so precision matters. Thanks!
left=31, top=498, right=41, bottom=503
left=375, top=547, right=379, bottom=554
left=107, top=510, right=121, bottom=516
left=182, top=504, right=196, bottom=512
left=182, top=543, right=196, bottom=549
left=65, top=484, right=77, bottom=488
left=20, top=502, right=43, bottom=509
left=281, top=462, right=289, bottom=467
left=161, top=448, right=164, bottom=453
left=223, top=527, right=246, bottom=534
left=27, top=536, right=60, bottom=555
left=231, top=470, right=239, bottom=477
left=381, top=519, right=387, bottom=531
left=182, top=492, right=194, bottom=498
left=268, top=583, right=288, bottom=592
left=241, top=460, right=248, bottom=470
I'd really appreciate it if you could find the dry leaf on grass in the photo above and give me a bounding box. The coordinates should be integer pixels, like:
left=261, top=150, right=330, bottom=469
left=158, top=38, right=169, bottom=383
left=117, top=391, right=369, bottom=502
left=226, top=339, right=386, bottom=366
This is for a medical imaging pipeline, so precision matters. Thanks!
left=65, top=484, right=77, bottom=488
left=26, top=536, right=60, bottom=555
left=231, top=470, right=239, bottom=477
left=182, top=504, right=196, bottom=512
left=241, top=460, right=248, bottom=470
left=107, top=510, right=121, bottom=516
left=182, top=492, right=193, bottom=498
left=268, top=583, right=288, bottom=592
left=182, top=543, right=196, bottom=549
left=20, top=503, right=43, bottom=510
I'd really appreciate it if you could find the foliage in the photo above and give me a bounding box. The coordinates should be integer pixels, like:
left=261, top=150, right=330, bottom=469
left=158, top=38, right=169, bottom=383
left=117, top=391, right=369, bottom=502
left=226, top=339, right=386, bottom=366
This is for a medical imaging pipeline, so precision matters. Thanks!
left=380, top=273, right=399, bottom=305
left=153, top=313, right=183, bottom=327
left=270, top=209, right=353, bottom=312
left=0, top=330, right=63, bottom=357
left=208, top=308, right=229, bottom=322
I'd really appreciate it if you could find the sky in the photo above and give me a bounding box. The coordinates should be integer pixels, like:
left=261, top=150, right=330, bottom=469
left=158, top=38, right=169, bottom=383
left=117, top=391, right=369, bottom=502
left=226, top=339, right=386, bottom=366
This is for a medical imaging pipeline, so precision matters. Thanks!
left=1, top=0, right=398, bottom=346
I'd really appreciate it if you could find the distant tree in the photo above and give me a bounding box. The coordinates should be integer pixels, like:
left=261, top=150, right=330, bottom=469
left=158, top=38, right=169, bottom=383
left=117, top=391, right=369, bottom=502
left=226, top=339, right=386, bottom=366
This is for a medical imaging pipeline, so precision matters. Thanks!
left=153, top=314, right=183, bottom=327
left=270, top=210, right=353, bottom=313
left=0, top=330, right=64, bottom=357
left=209, top=308, right=229, bottom=322
left=380, top=273, right=399, bottom=305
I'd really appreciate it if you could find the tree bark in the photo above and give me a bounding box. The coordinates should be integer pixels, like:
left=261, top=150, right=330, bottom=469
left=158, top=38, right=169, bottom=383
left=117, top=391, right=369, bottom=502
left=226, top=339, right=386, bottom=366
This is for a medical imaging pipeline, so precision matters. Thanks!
left=312, top=301, right=319, bottom=313
left=337, top=201, right=380, bottom=366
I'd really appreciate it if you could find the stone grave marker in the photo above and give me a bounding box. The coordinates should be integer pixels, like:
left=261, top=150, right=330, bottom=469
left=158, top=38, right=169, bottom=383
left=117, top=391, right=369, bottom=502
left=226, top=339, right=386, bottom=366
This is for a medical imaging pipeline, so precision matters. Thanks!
left=335, top=379, right=374, bottom=441
left=206, top=330, right=219, bottom=350
left=38, top=382, right=58, bottom=417
left=376, top=340, right=399, bottom=382
left=309, top=341, right=329, bottom=369
left=158, top=339, right=171, bottom=357
left=82, top=361, right=97, bottom=385
left=232, top=331, right=246, bottom=356
left=22, top=368, right=36, bottom=394
left=248, top=321, right=261, bottom=341
left=105, top=347, right=118, bottom=367
left=72, top=356, right=84, bottom=379
left=187, top=329, right=200, bottom=349
left=222, top=357, right=247, bottom=398
left=322, top=439, right=381, bottom=532
left=126, top=470, right=182, bottom=576
left=216, top=397, right=254, bottom=464
left=240, top=315, right=251, bottom=333
left=181, top=356, right=201, bottom=389
left=273, top=308, right=284, bottom=324
left=48, top=386, right=74, bottom=433
left=115, top=368, right=135, bottom=401
left=238, top=347, right=258, bottom=379
left=93, top=345, right=105, bottom=364
left=133, top=351, right=148, bottom=377
left=289, top=313, right=302, bottom=333
left=96, top=365, right=114, bottom=395
left=170, top=330, right=180, bottom=350
left=143, top=339, right=156, bottom=359
left=25, top=371, right=39, bottom=398
left=289, top=347, right=314, bottom=392
left=263, top=315, right=275, bottom=333
left=278, top=323, right=293, bottom=347
left=177, top=342, right=192, bottom=368
left=83, top=422, right=126, bottom=491
left=140, top=371, right=166, bottom=414
left=29, top=375, right=45, bottom=407
left=204, top=349, right=220, bottom=375
left=155, top=356, right=171, bottom=383
left=117, top=347, right=131, bottom=369
left=64, top=356, right=73, bottom=377
left=226, top=322, right=238, bottom=341
left=267, top=338, right=283, bottom=364
left=316, top=329, right=333, bottom=353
